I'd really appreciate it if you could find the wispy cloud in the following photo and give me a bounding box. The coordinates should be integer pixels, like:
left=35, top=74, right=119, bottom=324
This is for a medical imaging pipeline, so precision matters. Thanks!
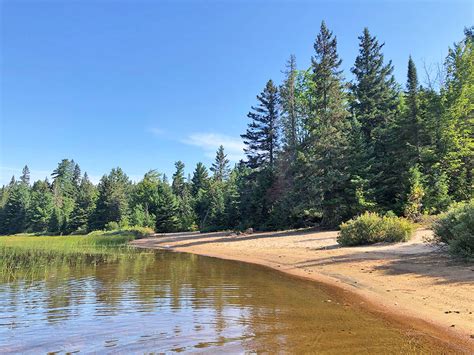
left=149, top=127, right=165, bottom=136
left=182, top=133, right=245, bottom=162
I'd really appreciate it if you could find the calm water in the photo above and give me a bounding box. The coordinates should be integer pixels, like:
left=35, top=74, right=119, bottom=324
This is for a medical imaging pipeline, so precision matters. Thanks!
left=0, top=250, right=448, bottom=353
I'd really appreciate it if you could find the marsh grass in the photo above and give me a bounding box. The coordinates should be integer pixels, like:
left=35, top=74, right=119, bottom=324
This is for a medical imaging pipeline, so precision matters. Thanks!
left=0, top=231, right=145, bottom=281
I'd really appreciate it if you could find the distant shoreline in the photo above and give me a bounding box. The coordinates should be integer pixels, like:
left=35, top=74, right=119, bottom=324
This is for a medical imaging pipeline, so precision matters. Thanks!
left=132, top=229, right=474, bottom=353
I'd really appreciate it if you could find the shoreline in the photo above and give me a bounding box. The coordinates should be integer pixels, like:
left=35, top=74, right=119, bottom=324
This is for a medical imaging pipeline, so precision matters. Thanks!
left=132, top=228, right=474, bottom=352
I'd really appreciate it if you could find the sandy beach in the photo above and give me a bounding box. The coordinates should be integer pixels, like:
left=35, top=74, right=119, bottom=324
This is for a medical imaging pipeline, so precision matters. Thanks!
left=132, top=228, right=474, bottom=352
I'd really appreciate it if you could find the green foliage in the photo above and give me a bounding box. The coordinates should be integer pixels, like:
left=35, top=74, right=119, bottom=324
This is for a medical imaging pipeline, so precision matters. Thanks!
left=0, top=182, right=30, bottom=234
left=191, top=162, right=209, bottom=196
left=241, top=79, right=280, bottom=169
left=403, top=165, right=425, bottom=221
left=155, top=181, right=180, bottom=232
left=28, top=179, right=54, bottom=232
left=433, top=201, right=474, bottom=259
left=48, top=208, right=63, bottom=235
left=210, top=145, right=230, bottom=181
left=91, top=167, right=130, bottom=230
left=69, top=173, right=97, bottom=233
left=130, top=204, right=155, bottom=228
left=337, top=212, right=415, bottom=246
left=1, top=26, right=471, bottom=244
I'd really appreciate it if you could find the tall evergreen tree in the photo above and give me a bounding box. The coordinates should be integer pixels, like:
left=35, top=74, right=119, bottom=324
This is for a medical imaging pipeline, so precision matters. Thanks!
left=20, top=165, right=31, bottom=186
left=28, top=179, right=54, bottom=232
left=350, top=28, right=399, bottom=141
left=91, top=167, right=130, bottom=229
left=191, top=162, right=209, bottom=196
left=172, top=161, right=186, bottom=197
left=69, top=173, right=97, bottom=232
left=299, top=21, right=351, bottom=227
left=405, top=56, right=421, bottom=163
left=280, top=55, right=300, bottom=156
left=210, top=145, right=230, bottom=181
left=350, top=27, right=400, bottom=211
left=155, top=181, right=180, bottom=232
left=241, top=79, right=280, bottom=169
left=0, top=182, right=30, bottom=234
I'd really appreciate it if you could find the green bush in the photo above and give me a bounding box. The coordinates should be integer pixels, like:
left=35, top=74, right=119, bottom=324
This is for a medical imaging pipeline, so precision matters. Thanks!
left=116, top=226, right=155, bottom=239
left=88, top=226, right=154, bottom=239
left=105, top=221, right=119, bottom=231
left=337, top=212, right=415, bottom=246
left=433, top=201, right=474, bottom=260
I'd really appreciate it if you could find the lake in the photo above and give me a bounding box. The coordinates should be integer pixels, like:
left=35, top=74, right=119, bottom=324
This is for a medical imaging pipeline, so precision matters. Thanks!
left=0, top=249, right=449, bottom=353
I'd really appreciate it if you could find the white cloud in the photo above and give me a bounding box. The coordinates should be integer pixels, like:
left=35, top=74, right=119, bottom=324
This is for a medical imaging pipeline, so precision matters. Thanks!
left=182, top=133, right=245, bottom=162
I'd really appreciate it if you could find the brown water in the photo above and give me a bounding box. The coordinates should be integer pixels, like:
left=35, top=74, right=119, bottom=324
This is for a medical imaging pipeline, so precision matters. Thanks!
left=0, top=250, right=449, bottom=353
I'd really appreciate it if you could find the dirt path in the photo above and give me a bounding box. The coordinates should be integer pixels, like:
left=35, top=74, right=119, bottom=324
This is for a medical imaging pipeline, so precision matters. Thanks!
left=131, top=228, right=474, bottom=351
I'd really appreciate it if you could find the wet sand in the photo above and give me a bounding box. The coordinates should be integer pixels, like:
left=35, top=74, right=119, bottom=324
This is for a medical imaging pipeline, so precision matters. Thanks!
left=131, top=228, right=474, bottom=352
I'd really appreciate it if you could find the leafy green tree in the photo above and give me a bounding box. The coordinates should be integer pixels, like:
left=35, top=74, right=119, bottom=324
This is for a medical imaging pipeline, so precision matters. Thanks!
left=130, top=204, right=155, bottom=228
left=404, top=165, right=425, bottom=221
left=28, top=179, right=54, bottom=232
left=442, top=27, right=473, bottom=201
left=210, top=145, right=230, bottom=181
left=241, top=79, right=280, bottom=169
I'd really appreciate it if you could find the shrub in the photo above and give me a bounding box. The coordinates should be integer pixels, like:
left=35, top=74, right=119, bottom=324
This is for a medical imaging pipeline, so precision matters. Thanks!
left=338, top=212, right=415, bottom=246
left=433, top=201, right=474, bottom=260
left=117, top=226, right=155, bottom=239
left=105, top=221, right=119, bottom=231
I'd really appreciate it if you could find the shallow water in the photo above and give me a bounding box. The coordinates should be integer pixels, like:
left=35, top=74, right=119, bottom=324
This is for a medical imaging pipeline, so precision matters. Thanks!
left=0, top=249, right=449, bottom=353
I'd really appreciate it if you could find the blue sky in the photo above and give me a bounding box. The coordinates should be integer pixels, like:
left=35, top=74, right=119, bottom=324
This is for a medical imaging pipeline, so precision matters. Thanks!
left=1, top=0, right=472, bottom=184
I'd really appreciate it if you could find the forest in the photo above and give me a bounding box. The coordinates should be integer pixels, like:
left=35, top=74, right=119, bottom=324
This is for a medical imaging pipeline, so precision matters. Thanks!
left=0, top=23, right=472, bottom=235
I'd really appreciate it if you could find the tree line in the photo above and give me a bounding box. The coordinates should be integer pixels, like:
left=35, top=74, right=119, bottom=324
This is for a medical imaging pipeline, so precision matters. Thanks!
left=0, top=23, right=472, bottom=235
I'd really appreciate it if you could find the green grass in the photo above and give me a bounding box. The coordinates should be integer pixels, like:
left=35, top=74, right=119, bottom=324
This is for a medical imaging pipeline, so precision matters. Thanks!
left=0, top=230, right=143, bottom=281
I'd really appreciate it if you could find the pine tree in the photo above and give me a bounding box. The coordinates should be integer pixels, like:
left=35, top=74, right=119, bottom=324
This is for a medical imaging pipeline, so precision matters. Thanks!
left=241, top=79, right=280, bottom=169
left=72, top=163, right=82, bottom=195
left=51, top=159, right=76, bottom=231
left=20, top=165, right=31, bottom=186
left=405, top=56, right=421, bottom=163
left=350, top=28, right=400, bottom=211
left=350, top=28, right=399, bottom=141
left=28, top=179, right=54, bottom=232
left=69, top=173, right=97, bottom=232
left=48, top=207, right=63, bottom=235
left=0, top=182, right=29, bottom=234
left=191, top=162, right=209, bottom=196
left=300, top=21, right=351, bottom=227
left=90, top=168, right=130, bottom=229
left=172, top=161, right=186, bottom=197
left=210, top=145, right=230, bottom=181
left=280, top=55, right=300, bottom=156
left=155, top=181, right=179, bottom=232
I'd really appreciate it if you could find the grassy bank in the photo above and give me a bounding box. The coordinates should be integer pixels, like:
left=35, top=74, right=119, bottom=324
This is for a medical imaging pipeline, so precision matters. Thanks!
left=0, top=230, right=146, bottom=281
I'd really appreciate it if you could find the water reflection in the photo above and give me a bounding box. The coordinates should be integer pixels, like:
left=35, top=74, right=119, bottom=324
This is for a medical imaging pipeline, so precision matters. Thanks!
left=0, top=250, right=446, bottom=353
